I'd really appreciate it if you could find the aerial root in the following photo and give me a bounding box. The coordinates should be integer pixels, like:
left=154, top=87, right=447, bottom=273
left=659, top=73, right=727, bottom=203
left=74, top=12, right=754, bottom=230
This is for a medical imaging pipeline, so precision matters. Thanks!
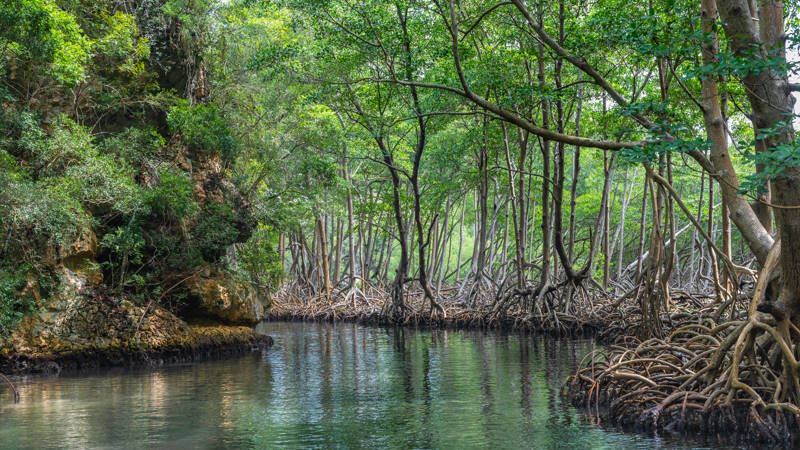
left=564, top=258, right=800, bottom=444
left=269, top=277, right=626, bottom=334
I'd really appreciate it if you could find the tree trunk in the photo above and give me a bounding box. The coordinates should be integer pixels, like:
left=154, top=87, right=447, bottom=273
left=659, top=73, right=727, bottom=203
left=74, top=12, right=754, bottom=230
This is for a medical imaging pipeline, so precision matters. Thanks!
left=717, top=0, right=799, bottom=320
left=502, top=123, right=526, bottom=288
left=537, top=1, right=552, bottom=287
left=699, top=0, right=774, bottom=268
left=316, top=215, right=332, bottom=301
left=602, top=152, right=611, bottom=289
left=344, top=144, right=358, bottom=288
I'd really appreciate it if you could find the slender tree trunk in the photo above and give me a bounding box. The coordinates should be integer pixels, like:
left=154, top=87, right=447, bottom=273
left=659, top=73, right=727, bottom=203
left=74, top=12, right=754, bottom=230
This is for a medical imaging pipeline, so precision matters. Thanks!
left=316, top=215, right=332, bottom=301
left=690, top=170, right=706, bottom=286
left=456, top=195, right=465, bottom=282
left=501, top=202, right=509, bottom=280
left=476, top=125, right=490, bottom=280
left=602, top=152, right=611, bottom=289
left=613, top=169, right=632, bottom=285
left=568, top=79, right=582, bottom=262
left=707, top=180, right=723, bottom=301
left=333, top=218, right=343, bottom=286
left=636, top=175, right=649, bottom=279
left=537, top=1, right=552, bottom=287
left=516, top=128, right=529, bottom=280
left=502, top=123, right=526, bottom=288
left=344, top=144, right=358, bottom=288
left=437, top=197, right=452, bottom=295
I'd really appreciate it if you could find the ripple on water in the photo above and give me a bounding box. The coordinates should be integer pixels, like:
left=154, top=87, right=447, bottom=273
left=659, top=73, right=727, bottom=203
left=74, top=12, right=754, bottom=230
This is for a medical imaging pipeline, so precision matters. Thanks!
left=0, top=321, right=731, bottom=449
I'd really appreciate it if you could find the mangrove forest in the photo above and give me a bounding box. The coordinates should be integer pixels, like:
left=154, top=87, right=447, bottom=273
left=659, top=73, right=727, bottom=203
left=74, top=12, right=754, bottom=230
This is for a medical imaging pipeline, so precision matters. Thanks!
left=1, top=0, right=800, bottom=447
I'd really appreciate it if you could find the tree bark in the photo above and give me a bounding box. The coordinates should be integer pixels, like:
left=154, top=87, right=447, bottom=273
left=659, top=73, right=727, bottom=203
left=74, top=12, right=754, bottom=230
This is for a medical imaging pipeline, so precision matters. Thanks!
left=700, top=0, right=775, bottom=267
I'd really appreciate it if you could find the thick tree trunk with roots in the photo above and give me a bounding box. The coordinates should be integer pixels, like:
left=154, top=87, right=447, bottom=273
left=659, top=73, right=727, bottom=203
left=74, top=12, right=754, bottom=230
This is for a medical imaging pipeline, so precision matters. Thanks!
left=566, top=2, right=800, bottom=439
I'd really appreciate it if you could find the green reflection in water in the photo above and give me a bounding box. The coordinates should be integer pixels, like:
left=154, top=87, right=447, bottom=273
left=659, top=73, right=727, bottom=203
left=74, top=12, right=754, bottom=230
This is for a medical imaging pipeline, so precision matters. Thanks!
left=0, top=322, right=714, bottom=449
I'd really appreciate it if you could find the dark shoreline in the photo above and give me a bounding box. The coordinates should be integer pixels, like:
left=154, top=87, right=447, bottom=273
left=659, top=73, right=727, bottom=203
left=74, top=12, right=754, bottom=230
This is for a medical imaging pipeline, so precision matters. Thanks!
left=265, top=308, right=602, bottom=336
left=0, top=327, right=273, bottom=377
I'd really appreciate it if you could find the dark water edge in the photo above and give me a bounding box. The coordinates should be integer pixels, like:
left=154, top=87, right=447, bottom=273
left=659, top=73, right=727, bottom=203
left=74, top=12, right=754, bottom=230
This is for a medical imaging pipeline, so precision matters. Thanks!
left=0, top=321, right=746, bottom=449
left=0, top=334, right=272, bottom=377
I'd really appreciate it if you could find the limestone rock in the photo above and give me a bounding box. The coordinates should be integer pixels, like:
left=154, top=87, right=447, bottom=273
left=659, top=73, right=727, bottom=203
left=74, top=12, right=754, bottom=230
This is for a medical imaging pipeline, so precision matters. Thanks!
left=183, top=270, right=266, bottom=326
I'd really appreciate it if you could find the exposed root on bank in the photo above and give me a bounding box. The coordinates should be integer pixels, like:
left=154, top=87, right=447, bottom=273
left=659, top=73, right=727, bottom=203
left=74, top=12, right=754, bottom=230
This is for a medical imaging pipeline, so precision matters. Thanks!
left=270, top=277, right=609, bottom=333
left=484, top=273, right=608, bottom=334
left=565, top=243, right=800, bottom=444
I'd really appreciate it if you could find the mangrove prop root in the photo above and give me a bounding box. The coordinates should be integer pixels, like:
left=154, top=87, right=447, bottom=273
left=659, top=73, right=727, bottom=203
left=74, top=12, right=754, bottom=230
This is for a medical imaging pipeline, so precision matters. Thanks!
left=269, top=278, right=608, bottom=333
left=566, top=244, right=799, bottom=444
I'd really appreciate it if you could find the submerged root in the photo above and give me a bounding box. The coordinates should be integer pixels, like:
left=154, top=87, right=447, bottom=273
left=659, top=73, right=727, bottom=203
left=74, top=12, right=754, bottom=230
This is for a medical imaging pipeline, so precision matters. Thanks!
left=1, top=372, right=19, bottom=403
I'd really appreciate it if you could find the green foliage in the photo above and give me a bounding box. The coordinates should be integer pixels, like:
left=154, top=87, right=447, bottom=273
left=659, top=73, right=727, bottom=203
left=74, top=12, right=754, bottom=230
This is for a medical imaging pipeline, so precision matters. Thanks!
left=100, top=224, right=146, bottom=291
left=232, top=224, right=283, bottom=290
left=1, top=173, right=90, bottom=251
left=100, top=126, right=165, bottom=168
left=0, top=264, right=39, bottom=339
left=13, top=114, right=143, bottom=217
left=101, top=226, right=144, bottom=262
left=95, top=11, right=150, bottom=76
left=193, top=202, right=241, bottom=262
left=167, top=103, right=238, bottom=161
left=0, top=0, right=275, bottom=336
left=740, top=132, right=800, bottom=196
left=147, top=169, right=199, bottom=222
left=17, top=113, right=94, bottom=175
left=0, top=0, right=92, bottom=85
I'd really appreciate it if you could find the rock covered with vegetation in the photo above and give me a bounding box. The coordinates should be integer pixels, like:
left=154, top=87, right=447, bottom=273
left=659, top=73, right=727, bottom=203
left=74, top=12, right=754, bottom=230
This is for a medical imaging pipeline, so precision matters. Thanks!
left=0, top=0, right=280, bottom=366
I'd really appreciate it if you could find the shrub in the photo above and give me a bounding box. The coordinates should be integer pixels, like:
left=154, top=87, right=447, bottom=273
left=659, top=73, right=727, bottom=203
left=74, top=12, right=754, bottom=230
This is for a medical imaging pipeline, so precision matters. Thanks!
left=166, top=103, right=238, bottom=161
left=192, top=202, right=240, bottom=262
left=0, top=264, right=39, bottom=339
left=0, top=0, right=92, bottom=85
left=1, top=176, right=90, bottom=254
left=231, top=224, right=283, bottom=291
left=100, top=126, right=165, bottom=168
left=100, top=224, right=145, bottom=291
left=147, top=168, right=199, bottom=222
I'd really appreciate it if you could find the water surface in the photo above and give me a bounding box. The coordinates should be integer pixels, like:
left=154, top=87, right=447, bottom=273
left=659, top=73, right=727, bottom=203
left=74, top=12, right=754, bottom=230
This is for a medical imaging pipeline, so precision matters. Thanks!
left=0, top=321, right=713, bottom=449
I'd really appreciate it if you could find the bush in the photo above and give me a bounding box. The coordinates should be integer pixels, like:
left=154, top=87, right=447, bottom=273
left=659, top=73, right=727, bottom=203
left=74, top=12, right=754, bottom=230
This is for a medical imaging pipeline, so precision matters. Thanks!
left=147, top=168, right=199, bottom=222
left=1, top=176, right=90, bottom=254
left=95, top=11, right=150, bottom=76
left=0, top=264, right=39, bottom=339
left=193, top=202, right=240, bottom=262
left=231, top=224, right=283, bottom=291
left=166, top=103, right=238, bottom=161
left=18, top=113, right=94, bottom=175
left=100, top=126, right=164, bottom=168
left=100, top=224, right=145, bottom=291
left=0, top=0, right=92, bottom=85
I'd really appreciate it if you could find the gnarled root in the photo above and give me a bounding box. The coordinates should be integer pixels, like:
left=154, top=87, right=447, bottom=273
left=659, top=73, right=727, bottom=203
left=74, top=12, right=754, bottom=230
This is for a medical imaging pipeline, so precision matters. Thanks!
left=565, top=242, right=799, bottom=444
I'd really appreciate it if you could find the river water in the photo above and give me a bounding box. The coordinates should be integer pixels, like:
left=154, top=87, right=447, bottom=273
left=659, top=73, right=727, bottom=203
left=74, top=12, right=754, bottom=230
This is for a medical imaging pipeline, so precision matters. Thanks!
left=0, top=321, right=721, bottom=449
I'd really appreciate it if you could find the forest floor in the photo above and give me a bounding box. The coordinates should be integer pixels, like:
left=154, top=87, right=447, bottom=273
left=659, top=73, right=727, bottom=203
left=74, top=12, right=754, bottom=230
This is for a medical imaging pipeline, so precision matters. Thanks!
left=268, top=283, right=800, bottom=446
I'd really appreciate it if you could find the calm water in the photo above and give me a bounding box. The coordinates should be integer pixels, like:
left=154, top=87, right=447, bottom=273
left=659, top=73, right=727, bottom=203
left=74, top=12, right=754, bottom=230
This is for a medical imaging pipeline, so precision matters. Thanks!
left=0, top=321, right=716, bottom=449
